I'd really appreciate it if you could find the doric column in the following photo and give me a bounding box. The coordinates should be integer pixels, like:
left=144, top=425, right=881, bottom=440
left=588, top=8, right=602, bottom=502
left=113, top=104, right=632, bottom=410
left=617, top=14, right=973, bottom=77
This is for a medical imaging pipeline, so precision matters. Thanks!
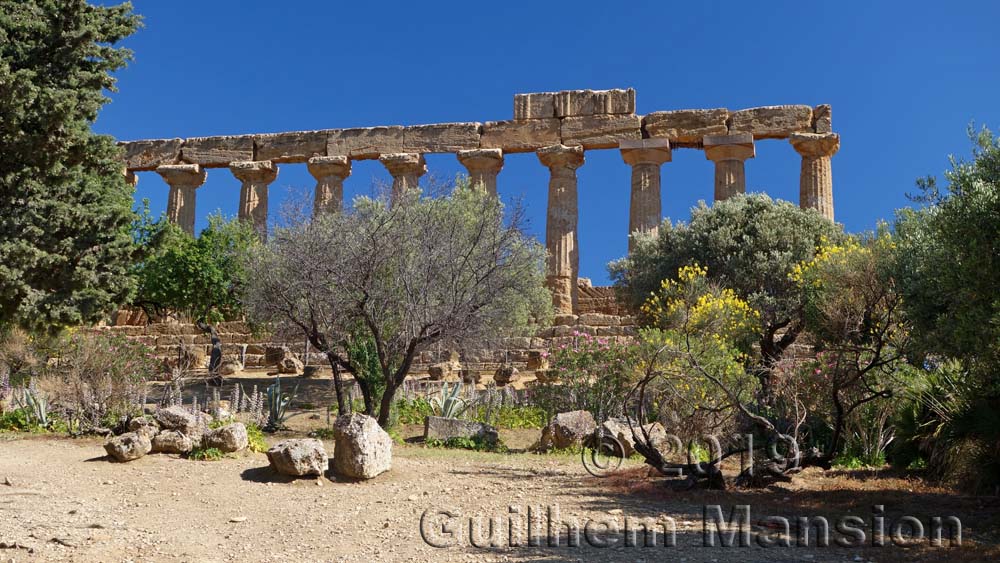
left=230, top=160, right=278, bottom=239
left=537, top=144, right=584, bottom=315
left=619, top=139, right=671, bottom=249
left=456, top=148, right=504, bottom=196
left=156, top=164, right=207, bottom=235
left=704, top=133, right=755, bottom=201
left=379, top=153, right=426, bottom=203
left=790, top=133, right=840, bottom=221
left=307, top=155, right=351, bottom=215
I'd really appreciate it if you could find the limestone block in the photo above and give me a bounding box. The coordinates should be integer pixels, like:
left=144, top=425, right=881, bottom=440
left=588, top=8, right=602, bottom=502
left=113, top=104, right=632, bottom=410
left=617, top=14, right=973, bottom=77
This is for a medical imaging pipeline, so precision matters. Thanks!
left=480, top=119, right=561, bottom=153
left=643, top=109, right=729, bottom=145
left=104, top=432, right=152, bottom=462
left=554, top=88, right=635, bottom=117
left=181, top=135, right=254, bottom=167
left=267, top=439, right=327, bottom=477
left=255, top=130, right=329, bottom=163
left=121, top=138, right=183, bottom=171
left=514, top=92, right=556, bottom=119
left=327, top=126, right=405, bottom=159
left=332, top=413, right=392, bottom=480
left=560, top=114, right=641, bottom=149
left=578, top=313, right=620, bottom=326
left=402, top=122, right=481, bottom=153
left=424, top=416, right=498, bottom=445
left=813, top=104, right=832, bottom=133
left=728, top=105, right=813, bottom=139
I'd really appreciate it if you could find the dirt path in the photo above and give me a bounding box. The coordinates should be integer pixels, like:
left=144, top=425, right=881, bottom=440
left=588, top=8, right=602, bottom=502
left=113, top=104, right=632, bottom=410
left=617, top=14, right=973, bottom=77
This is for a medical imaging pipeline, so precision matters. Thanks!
left=0, top=435, right=988, bottom=562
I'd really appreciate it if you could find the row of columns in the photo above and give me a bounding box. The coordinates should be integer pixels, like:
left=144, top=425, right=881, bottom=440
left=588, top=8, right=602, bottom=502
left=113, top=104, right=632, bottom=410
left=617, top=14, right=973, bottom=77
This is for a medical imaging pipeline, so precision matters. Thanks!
left=147, top=133, right=839, bottom=314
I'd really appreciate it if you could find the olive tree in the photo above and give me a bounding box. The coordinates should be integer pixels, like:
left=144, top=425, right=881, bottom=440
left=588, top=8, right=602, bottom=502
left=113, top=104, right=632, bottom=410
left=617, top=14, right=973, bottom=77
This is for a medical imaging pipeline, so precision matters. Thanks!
left=242, top=181, right=551, bottom=426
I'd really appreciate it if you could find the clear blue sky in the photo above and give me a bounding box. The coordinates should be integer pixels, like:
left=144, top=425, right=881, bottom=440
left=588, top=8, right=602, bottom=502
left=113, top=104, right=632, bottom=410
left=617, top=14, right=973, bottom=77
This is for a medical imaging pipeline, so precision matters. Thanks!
left=96, top=1, right=1000, bottom=285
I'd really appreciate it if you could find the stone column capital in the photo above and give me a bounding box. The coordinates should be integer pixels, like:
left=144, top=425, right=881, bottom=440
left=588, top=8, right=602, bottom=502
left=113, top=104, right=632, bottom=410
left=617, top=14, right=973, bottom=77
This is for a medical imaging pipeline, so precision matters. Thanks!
left=124, top=169, right=138, bottom=188
left=790, top=132, right=840, bottom=158
left=307, top=155, right=351, bottom=180
left=379, top=153, right=426, bottom=177
left=704, top=133, right=755, bottom=162
left=229, top=160, right=278, bottom=184
left=156, top=164, right=207, bottom=188
left=537, top=144, right=584, bottom=170
left=619, top=138, right=672, bottom=166
left=457, top=148, right=504, bottom=173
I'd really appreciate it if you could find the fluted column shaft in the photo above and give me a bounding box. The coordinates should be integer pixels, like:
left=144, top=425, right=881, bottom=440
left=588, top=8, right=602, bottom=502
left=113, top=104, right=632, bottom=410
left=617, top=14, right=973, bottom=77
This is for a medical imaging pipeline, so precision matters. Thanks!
left=307, top=155, right=351, bottom=215
left=230, top=160, right=278, bottom=240
left=620, top=139, right=671, bottom=250
left=457, top=148, right=504, bottom=196
left=379, top=153, right=426, bottom=204
left=156, top=164, right=207, bottom=235
left=704, top=134, right=755, bottom=202
left=790, top=133, right=840, bottom=221
left=538, top=144, right=584, bottom=315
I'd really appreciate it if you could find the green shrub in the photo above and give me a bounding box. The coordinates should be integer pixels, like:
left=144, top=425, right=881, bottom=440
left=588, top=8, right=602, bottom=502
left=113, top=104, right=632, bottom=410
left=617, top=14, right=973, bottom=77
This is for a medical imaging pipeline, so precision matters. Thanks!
left=246, top=423, right=268, bottom=453
left=0, top=408, right=31, bottom=432
left=188, top=447, right=225, bottom=461
left=425, top=435, right=506, bottom=453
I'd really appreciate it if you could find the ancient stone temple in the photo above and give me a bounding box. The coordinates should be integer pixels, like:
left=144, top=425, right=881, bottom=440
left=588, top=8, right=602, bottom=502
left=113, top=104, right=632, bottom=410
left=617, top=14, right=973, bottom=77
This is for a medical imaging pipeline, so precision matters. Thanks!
left=121, top=88, right=839, bottom=316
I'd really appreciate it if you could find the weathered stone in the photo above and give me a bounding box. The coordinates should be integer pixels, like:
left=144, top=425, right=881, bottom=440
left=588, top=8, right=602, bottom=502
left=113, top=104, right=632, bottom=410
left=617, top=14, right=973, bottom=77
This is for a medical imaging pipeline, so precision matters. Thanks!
left=154, top=406, right=207, bottom=439
left=230, top=161, right=277, bottom=240
left=332, top=413, right=392, bottom=479
left=127, top=417, right=160, bottom=440
left=104, top=432, right=152, bottom=462
left=307, top=155, right=351, bottom=214
left=402, top=122, right=480, bottom=153
left=526, top=350, right=549, bottom=371
left=181, top=135, right=254, bottom=167
left=267, top=439, right=328, bottom=477
left=704, top=133, right=755, bottom=201
left=538, top=410, right=596, bottom=450
left=277, top=355, right=304, bottom=375
left=578, top=313, right=620, bottom=326
left=424, top=416, right=498, bottom=445
left=538, top=145, right=584, bottom=315
left=620, top=139, right=671, bottom=246
left=552, top=314, right=579, bottom=326
left=156, top=164, right=207, bottom=235
left=554, top=88, right=635, bottom=117
left=427, top=361, right=460, bottom=381
left=326, top=126, right=405, bottom=159
left=601, top=419, right=667, bottom=457
left=790, top=133, right=839, bottom=221
left=813, top=104, right=832, bottom=133
left=380, top=153, right=426, bottom=201
left=643, top=109, right=729, bottom=145
left=728, top=105, right=813, bottom=139
left=513, top=92, right=556, bottom=119
left=121, top=138, right=183, bottom=171
left=561, top=114, right=641, bottom=149
left=493, top=365, right=520, bottom=385
left=480, top=119, right=561, bottom=153
left=151, top=430, right=193, bottom=454
left=456, top=149, right=503, bottom=196
left=218, top=359, right=243, bottom=376
left=254, top=130, right=329, bottom=163
left=203, top=423, right=248, bottom=453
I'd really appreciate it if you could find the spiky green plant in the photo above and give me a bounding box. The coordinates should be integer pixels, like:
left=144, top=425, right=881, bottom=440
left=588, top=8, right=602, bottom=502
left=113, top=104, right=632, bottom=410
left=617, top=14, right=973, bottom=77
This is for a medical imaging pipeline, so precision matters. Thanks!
left=430, top=382, right=468, bottom=419
left=13, top=380, right=48, bottom=428
left=265, top=377, right=298, bottom=431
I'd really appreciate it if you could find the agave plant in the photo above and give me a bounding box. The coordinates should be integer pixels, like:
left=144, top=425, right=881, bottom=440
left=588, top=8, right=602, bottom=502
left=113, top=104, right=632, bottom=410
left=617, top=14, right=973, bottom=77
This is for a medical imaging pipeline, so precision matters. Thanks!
left=265, top=376, right=298, bottom=431
left=430, top=382, right=469, bottom=419
left=13, top=379, right=49, bottom=428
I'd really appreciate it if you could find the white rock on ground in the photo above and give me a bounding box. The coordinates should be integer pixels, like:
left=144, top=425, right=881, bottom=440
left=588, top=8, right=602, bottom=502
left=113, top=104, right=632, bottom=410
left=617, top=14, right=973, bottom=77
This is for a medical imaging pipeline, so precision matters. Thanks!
left=104, top=432, right=152, bottom=462
left=202, top=423, right=248, bottom=453
left=151, top=430, right=194, bottom=454
left=266, top=439, right=328, bottom=476
left=332, top=413, right=392, bottom=479
left=538, top=410, right=596, bottom=450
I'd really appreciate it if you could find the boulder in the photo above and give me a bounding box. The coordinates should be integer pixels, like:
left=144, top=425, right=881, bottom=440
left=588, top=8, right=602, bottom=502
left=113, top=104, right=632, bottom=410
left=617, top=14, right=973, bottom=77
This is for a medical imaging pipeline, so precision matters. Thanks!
left=104, top=432, right=152, bottom=462
left=427, top=361, right=460, bottom=382
left=127, top=416, right=160, bottom=440
left=154, top=406, right=209, bottom=440
left=332, top=413, right=392, bottom=479
left=277, top=355, right=304, bottom=375
left=538, top=410, right=596, bottom=450
left=600, top=418, right=668, bottom=457
left=218, top=359, right=243, bottom=376
left=424, top=416, right=498, bottom=446
left=267, top=439, right=328, bottom=477
left=203, top=423, right=248, bottom=453
left=526, top=351, right=549, bottom=371
left=151, top=430, right=193, bottom=454
left=493, top=365, right=520, bottom=386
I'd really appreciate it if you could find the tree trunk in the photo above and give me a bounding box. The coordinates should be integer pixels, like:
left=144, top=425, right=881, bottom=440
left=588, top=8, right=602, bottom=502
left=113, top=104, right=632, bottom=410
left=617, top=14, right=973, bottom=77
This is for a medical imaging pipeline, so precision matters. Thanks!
left=325, top=352, right=349, bottom=415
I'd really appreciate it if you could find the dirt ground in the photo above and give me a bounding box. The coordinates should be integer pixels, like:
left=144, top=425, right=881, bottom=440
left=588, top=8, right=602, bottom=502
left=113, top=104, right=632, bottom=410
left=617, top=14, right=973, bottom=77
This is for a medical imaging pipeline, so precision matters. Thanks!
left=1, top=430, right=997, bottom=563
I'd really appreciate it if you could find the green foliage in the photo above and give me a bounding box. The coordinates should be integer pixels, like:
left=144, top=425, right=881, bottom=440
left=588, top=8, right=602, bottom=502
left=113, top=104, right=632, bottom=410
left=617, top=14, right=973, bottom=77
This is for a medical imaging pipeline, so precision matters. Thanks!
left=425, top=435, right=506, bottom=453
left=132, top=213, right=258, bottom=325
left=265, top=376, right=297, bottom=431
left=467, top=404, right=545, bottom=430
left=12, top=380, right=48, bottom=428
left=0, top=408, right=31, bottom=432
left=612, top=194, right=844, bottom=374
left=430, top=382, right=469, bottom=419
left=245, top=423, right=267, bottom=453
left=0, top=1, right=141, bottom=333
left=395, top=397, right=434, bottom=425
left=188, top=447, right=225, bottom=461
left=533, top=332, right=638, bottom=423
left=309, top=427, right=336, bottom=440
